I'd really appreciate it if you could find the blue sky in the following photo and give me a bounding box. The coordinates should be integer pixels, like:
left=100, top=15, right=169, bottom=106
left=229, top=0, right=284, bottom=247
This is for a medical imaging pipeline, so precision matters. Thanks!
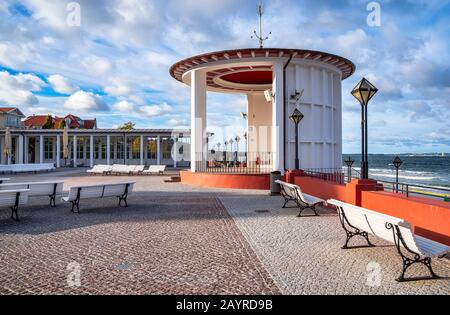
left=0, top=0, right=449, bottom=154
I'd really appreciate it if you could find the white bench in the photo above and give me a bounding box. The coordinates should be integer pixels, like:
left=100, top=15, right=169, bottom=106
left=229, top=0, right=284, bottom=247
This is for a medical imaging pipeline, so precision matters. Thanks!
left=142, top=165, right=166, bottom=176
left=87, top=165, right=113, bottom=176
left=0, top=163, right=55, bottom=174
left=62, top=182, right=135, bottom=213
left=328, top=199, right=450, bottom=282
left=275, top=180, right=325, bottom=217
left=0, top=178, right=10, bottom=184
left=0, top=189, right=30, bottom=221
left=109, top=164, right=136, bottom=175
left=0, top=181, right=64, bottom=207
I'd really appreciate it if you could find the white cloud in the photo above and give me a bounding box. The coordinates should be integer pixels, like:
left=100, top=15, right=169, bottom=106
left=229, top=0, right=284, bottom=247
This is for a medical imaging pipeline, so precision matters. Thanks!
left=82, top=56, right=114, bottom=76
left=0, top=41, right=34, bottom=68
left=0, top=71, right=46, bottom=106
left=48, top=74, right=79, bottom=94
left=64, top=90, right=108, bottom=112
left=139, top=103, right=173, bottom=117
left=113, top=100, right=135, bottom=112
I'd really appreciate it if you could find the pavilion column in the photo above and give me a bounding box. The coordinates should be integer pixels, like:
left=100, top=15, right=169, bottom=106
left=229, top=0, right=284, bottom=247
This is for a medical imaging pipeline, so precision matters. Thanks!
left=190, top=69, right=207, bottom=172
left=39, top=135, right=44, bottom=164
left=73, top=135, right=77, bottom=168
left=56, top=135, right=61, bottom=168
left=140, top=135, right=144, bottom=165
left=0, top=137, right=4, bottom=164
left=17, top=135, right=24, bottom=164
left=156, top=135, right=161, bottom=165
left=272, top=61, right=285, bottom=173
left=107, top=135, right=111, bottom=165
left=173, top=138, right=177, bottom=168
left=89, top=135, right=94, bottom=168
left=124, top=135, right=127, bottom=164
left=24, top=136, right=29, bottom=164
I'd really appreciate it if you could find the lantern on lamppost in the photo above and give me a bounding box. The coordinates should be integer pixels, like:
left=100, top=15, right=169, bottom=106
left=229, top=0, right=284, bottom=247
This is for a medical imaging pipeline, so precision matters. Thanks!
left=393, top=156, right=403, bottom=193
left=351, top=77, right=378, bottom=179
left=289, top=108, right=304, bottom=170
left=344, top=156, right=355, bottom=182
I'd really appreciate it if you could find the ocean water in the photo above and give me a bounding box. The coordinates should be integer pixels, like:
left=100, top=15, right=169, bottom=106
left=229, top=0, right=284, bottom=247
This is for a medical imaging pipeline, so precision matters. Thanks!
left=342, top=154, right=450, bottom=188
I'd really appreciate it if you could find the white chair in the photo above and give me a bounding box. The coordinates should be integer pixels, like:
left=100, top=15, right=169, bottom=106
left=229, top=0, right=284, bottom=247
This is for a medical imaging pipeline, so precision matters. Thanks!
left=0, top=178, right=10, bottom=184
left=275, top=180, right=325, bottom=217
left=328, top=199, right=450, bottom=282
left=0, top=189, right=30, bottom=221
left=62, top=182, right=134, bottom=213
left=131, top=165, right=145, bottom=175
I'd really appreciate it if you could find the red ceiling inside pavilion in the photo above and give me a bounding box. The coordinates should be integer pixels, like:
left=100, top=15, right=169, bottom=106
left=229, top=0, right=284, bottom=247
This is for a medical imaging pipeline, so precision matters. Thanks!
left=220, top=70, right=273, bottom=85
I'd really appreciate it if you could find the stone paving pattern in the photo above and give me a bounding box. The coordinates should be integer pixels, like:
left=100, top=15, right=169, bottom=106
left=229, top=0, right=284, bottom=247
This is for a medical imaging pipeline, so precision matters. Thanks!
left=0, top=170, right=449, bottom=295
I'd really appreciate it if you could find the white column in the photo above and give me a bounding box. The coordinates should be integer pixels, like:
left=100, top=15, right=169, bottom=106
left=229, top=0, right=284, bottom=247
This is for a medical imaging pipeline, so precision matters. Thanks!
left=89, top=135, right=94, bottom=168
left=56, top=135, right=61, bottom=168
left=18, top=135, right=24, bottom=164
left=124, top=135, right=127, bottom=164
left=73, top=135, right=77, bottom=168
left=140, top=135, right=144, bottom=165
left=190, top=69, right=207, bottom=172
left=106, top=135, right=111, bottom=165
left=0, top=137, right=4, bottom=164
left=173, top=138, right=177, bottom=168
left=272, top=61, right=285, bottom=173
left=39, top=135, right=44, bottom=164
left=156, top=135, right=161, bottom=165
left=24, top=136, right=29, bottom=164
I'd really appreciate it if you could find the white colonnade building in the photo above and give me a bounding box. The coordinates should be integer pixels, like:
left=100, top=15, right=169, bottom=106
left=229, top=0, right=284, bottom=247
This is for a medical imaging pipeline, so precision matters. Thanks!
left=0, top=129, right=191, bottom=168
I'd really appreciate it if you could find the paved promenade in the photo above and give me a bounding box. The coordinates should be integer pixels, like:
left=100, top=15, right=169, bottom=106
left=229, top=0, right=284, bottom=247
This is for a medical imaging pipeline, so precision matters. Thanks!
left=0, top=170, right=448, bottom=295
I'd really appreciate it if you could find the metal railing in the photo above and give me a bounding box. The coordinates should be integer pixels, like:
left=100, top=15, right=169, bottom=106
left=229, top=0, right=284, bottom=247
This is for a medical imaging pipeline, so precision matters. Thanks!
left=377, top=180, right=450, bottom=202
left=195, top=152, right=273, bottom=174
left=303, top=168, right=345, bottom=185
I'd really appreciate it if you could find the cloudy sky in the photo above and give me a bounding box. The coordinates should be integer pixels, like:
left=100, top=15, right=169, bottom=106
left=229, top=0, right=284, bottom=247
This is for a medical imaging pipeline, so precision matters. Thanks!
left=0, top=0, right=449, bottom=153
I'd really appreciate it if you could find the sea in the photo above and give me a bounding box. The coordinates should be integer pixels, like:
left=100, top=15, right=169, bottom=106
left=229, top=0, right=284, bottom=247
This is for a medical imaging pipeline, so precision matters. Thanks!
left=342, top=154, right=450, bottom=188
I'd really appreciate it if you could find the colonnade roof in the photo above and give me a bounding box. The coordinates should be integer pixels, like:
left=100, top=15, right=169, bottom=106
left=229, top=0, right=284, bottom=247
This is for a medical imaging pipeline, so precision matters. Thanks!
left=170, top=48, right=356, bottom=93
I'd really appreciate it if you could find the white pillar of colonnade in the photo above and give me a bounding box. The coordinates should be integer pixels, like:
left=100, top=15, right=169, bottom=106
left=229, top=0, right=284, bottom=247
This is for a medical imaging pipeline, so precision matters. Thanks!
left=39, top=135, right=44, bottom=164
left=106, top=135, right=111, bottom=165
left=73, top=135, right=77, bottom=168
left=272, top=61, right=284, bottom=173
left=56, top=135, right=61, bottom=168
left=190, top=69, right=207, bottom=172
left=89, top=135, right=94, bottom=168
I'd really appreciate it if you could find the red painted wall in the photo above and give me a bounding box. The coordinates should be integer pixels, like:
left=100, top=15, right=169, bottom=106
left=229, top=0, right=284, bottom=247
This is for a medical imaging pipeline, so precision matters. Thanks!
left=361, top=191, right=450, bottom=245
left=180, top=171, right=270, bottom=190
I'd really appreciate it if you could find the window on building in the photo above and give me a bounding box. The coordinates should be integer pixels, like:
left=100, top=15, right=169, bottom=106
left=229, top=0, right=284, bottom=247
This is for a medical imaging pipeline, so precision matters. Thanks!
left=116, top=138, right=124, bottom=160
left=44, top=137, right=54, bottom=160
left=77, top=138, right=84, bottom=160
left=131, top=137, right=140, bottom=159
left=147, top=137, right=157, bottom=159
left=161, top=137, right=173, bottom=160
left=94, top=139, right=106, bottom=159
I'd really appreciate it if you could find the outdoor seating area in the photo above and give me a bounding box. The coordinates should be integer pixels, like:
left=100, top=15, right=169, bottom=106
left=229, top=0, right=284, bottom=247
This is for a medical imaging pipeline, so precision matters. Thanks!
left=0, top=163, right=55, bottom=174
left=87, top=164, right=166, bottom=176
left=0, top=170, right=448, bottom=295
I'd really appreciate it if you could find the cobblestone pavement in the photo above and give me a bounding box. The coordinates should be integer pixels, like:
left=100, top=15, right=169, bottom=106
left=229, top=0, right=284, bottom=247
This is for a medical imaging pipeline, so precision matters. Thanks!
left=0, top=171, right=449, bottom=295
left=0, top=175, right=279, bottom=294
left=220, top=194, right=450, bottom=295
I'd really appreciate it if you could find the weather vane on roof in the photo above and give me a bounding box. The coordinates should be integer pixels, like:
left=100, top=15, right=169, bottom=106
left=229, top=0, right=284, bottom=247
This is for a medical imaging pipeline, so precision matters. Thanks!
left=251, top=1, right=271, bottom=48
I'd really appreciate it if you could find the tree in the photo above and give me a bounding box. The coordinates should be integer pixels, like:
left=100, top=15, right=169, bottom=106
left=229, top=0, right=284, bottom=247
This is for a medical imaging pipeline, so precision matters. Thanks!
left=57, top=119, right=66, bottom=129
left=42, top=115, right=54, bottom=129
left=118, top=121, right=135, bottom=130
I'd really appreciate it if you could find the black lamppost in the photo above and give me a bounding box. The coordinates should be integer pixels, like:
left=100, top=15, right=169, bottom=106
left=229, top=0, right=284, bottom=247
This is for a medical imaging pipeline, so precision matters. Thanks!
left=289, top=108, right=304, bottom=170
left=235, top=136, right=240, bottom=163
left=344, top=156, right=355, bottom=182
left=224, top=141, right=228, bottom=164
left=351, top=77, right=378, bottom=179
left=393, top=156, right=403, bottom=193
left=243, top=132, right=248, bottom=164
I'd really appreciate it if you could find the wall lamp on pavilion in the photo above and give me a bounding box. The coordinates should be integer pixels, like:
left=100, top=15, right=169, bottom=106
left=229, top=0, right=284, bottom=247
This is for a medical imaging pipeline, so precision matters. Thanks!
left=393, top=156, right=403, bottom=193
left=289, top=108, right=304, bottom=170
left=351, top=77, right=378, bottom=180
left=344, top=156, right=355, bottom=182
